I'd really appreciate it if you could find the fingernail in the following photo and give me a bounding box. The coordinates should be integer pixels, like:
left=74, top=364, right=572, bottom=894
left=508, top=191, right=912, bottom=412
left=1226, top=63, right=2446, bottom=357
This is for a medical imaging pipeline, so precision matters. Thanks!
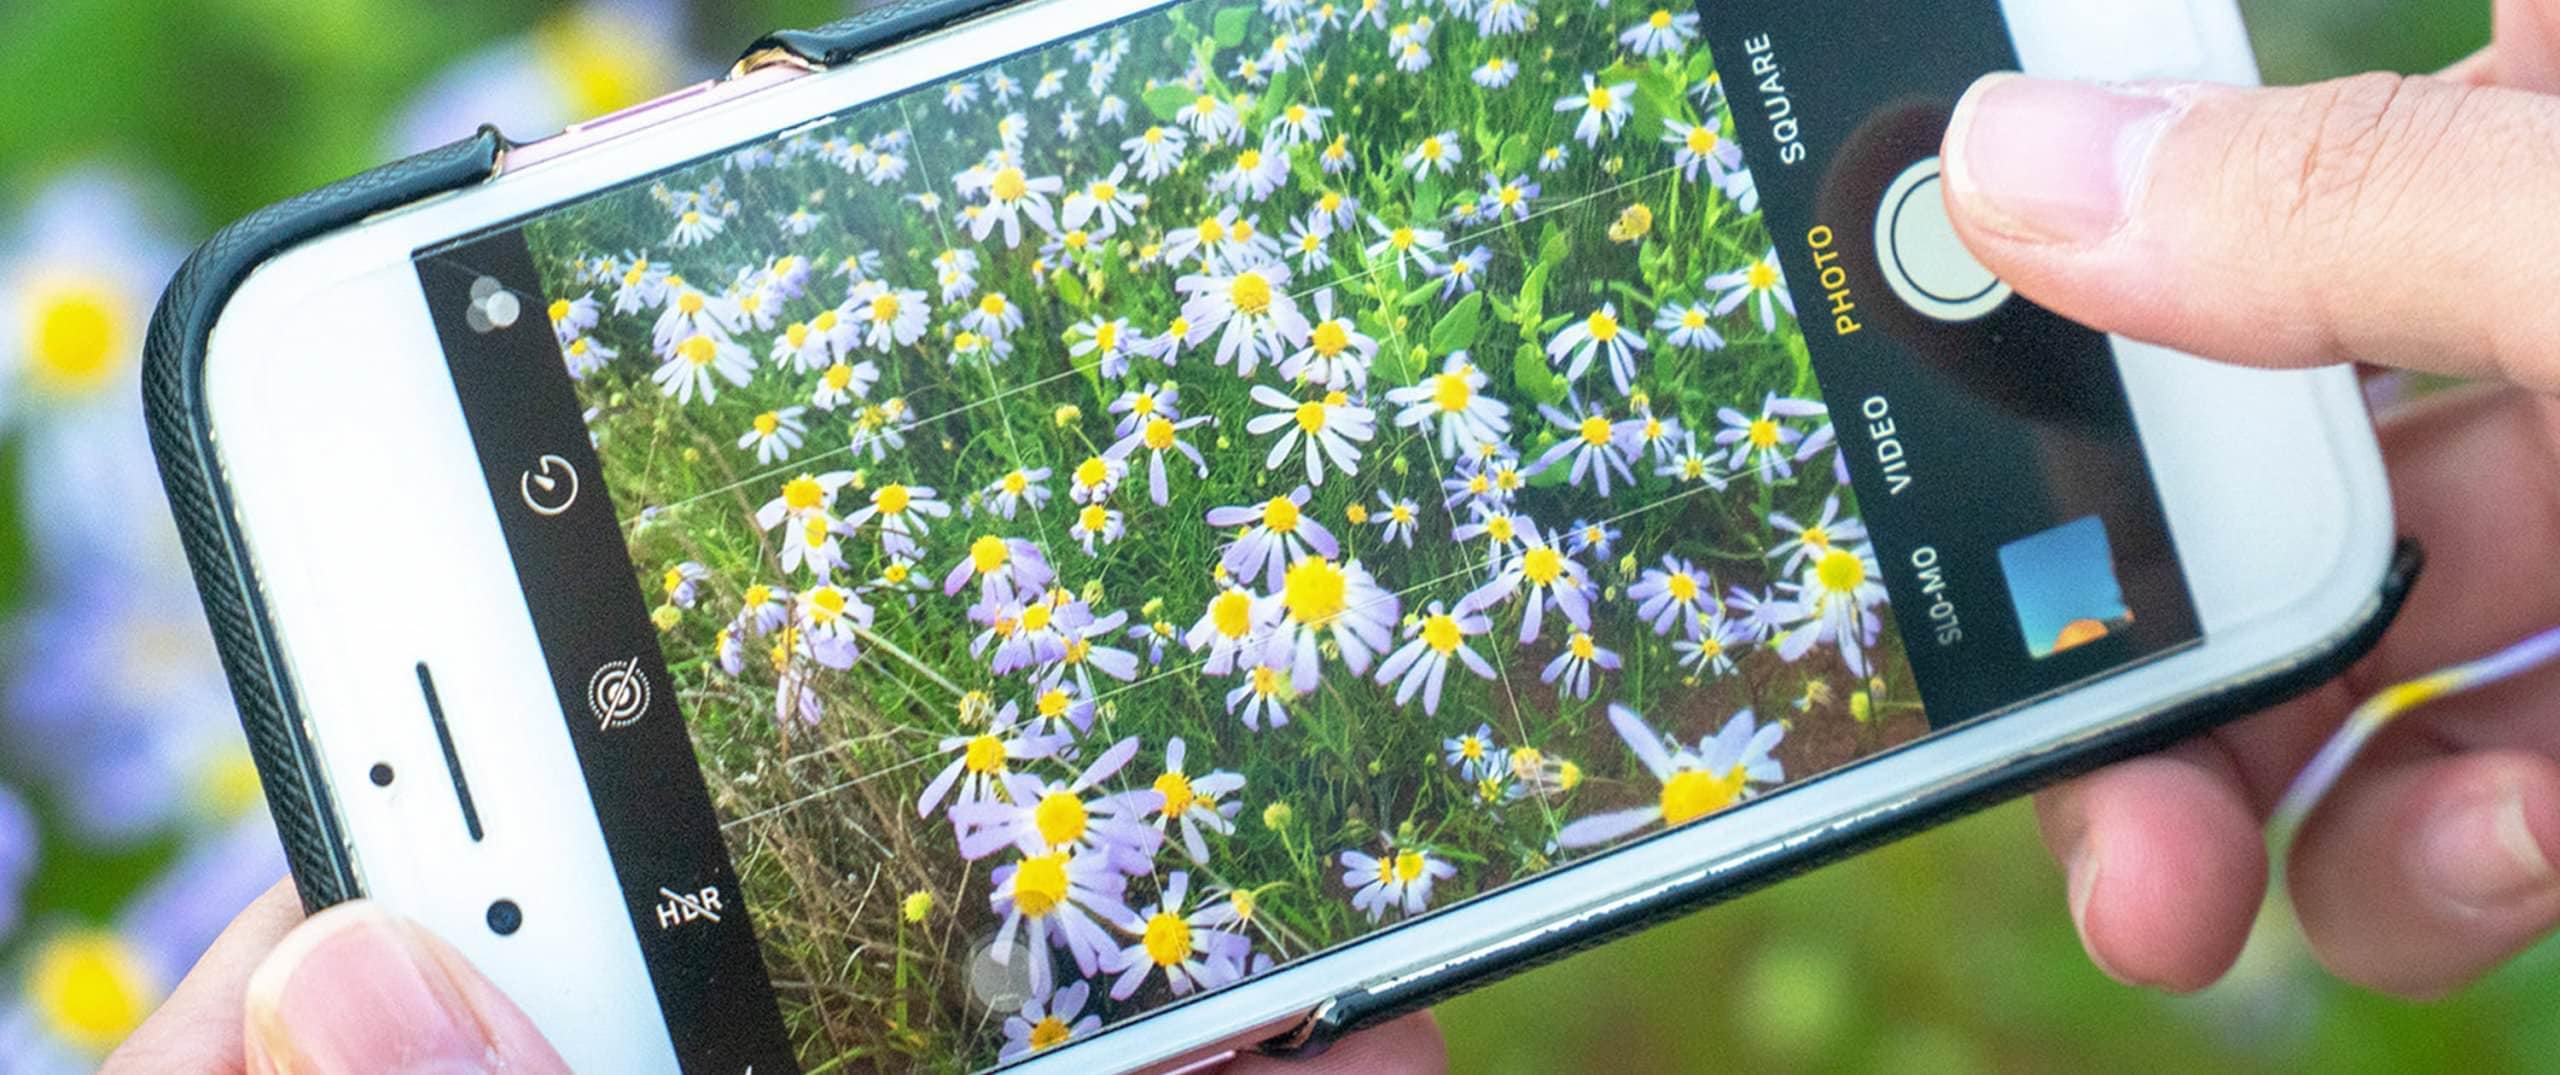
left=2420, top=778, right=2560, bottom=915
left=1943, top=74, right=2181, bottom=244
left=245, top=906, right=503, bottom=1075
left=2061, top=839, right=2138, bottom=984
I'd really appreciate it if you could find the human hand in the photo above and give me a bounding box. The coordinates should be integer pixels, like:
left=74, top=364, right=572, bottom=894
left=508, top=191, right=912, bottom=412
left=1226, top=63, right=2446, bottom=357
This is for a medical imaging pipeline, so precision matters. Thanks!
left=1938, top=0, right=2560, bottom=998
left=108, top=879, right=1444, bottom=1073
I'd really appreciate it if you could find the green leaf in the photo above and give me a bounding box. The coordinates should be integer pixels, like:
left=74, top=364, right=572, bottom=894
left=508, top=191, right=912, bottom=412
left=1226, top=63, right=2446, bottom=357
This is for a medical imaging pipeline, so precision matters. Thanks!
left=1514, top=342, right=1567, bottom=406
left=1213, top=6, right=1254, bottom=48
left=1053, top=268, right=1090, bottom=308
left=1142, top=84, right=1195, bottom=123
left=1431, top=291, right=1484, bottom=353
left=1496, top=133, right=1533, bottom=176
left=1539, top=226, right=1572, bottom=270
left=1516, top=263, right=1549, bottom=327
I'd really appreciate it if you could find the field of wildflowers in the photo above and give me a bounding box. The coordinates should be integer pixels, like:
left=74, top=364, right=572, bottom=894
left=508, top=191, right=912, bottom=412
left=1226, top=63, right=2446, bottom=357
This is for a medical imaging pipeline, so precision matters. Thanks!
left=522, top=1, right=1927, bottom=1065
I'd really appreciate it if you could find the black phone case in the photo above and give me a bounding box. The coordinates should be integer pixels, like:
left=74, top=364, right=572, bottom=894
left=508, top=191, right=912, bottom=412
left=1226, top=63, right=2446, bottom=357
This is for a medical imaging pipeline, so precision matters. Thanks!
left=144, top=0, right=2422, bottom=1060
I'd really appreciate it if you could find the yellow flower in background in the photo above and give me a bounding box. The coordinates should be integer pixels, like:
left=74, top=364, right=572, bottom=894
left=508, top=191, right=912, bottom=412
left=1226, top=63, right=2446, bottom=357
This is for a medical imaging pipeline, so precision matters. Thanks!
left=390, top=0, right=688, bottom=155
left=26, top=931, right=158, bottom=1056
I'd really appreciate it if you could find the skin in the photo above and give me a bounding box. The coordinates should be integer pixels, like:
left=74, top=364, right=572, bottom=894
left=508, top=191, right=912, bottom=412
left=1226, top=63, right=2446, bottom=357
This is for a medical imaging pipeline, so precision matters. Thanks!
left=1940, top=0, right=2560, bottom=999
left=114, top=1, right=2560, bottom=1066
left=106, top=880, right=1442, bottom=1073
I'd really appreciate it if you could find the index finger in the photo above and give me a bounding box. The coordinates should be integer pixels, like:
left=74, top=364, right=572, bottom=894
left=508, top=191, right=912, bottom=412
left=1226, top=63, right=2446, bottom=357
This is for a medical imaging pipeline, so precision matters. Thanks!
left=101, top=878, right=303, bottom=1075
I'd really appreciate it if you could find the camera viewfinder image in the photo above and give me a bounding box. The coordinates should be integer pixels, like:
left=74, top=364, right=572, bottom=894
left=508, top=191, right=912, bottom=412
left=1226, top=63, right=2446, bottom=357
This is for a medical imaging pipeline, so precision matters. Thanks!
left=1999, top=516, right=2134, bottom=659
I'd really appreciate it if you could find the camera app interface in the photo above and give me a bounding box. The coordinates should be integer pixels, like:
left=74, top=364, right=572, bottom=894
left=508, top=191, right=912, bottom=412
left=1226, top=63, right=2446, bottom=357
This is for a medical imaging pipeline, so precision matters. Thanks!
left=417, top=0, right=2199, bottom=1068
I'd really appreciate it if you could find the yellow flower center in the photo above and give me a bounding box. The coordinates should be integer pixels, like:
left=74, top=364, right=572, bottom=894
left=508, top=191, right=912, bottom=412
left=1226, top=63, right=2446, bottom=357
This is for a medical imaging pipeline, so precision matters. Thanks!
left=874, top=483, right=912, bottom=515
left=1311, top=320, right=1350, bottom=358
left=1021, top=601, right=1054, bottom=632
left=1210, top=590, right=1256, bottom=640
left=1485, top=514, right=1515, bottom=543
left=680, top=210, right=702, bottom=226
left=1816, top=547, right=1867, bottom=593
left=753, top=412, right=780, bottom=437
left=1522, top=546, right=1565, bottom=586
left=814, top=309, right=840, bottom=332
left=1013, top=853, right=1070, bottom=916
left=1155, top=771, right=1196, bottom=817
left=883, top=563, right=911, bottom=583
left=1075, top=457, right=1111, bottom=487
left=1283, top=558, right=1349, bottom=625
left=1193, top=94, right=1218, bottom=115
left=1231, top=272, right=1273, bottom=315
left=743, top=583, right=772, bottom=607
left=1293, top=400, right=1329, bottom=435
left=1687, top=126, right=1719, bottom=154
left=782, top=475, right=826, bottom=511
left=991, top=167, right=1030, bottom=202
left=1143, top=911, right=1195, bottom=967
left=1586, top=310, right=1620, bottom=342
left=964, top=734, right=1007, bottom=774
left=1238, top=148, right=1264, bottom=170
left=970, top=534, right=1010, bottom=573
left=1579, top=416, right=1614, bottom=447
left=1390, top=226, right=1416, bottom=251
left=1144, top=415, right=1178, bottom=451
left=1079, top=504, right=1109, bottom=532
left=1029, top=1015, right=1073, bottom=1050
left=1747, top=259, right=1779, bottom=290
left=1034, top=790, right=1089, bottom=847
left=1419, top=137, right=1445, bottom=161
left=1570, top=633, right=1597, bottom=659
left=1748, top=417, right=1780, bottom=449
left=1661, top=766, right=1750, bottom=826
left=1651, top=8, right=1675, bottom=28
left=1393, top=849, right=1427, bottom=883
left=809, top=587, right=847, bottom=623
left=1587, top=85, right=1616, bottom=111
left=1433, top=370, right=1474, bottom=412
left=1421, top=613, right=1464, bottom=655
left=679, top=334, right=718, bottom=367
left=677, top=290, right=705, bottom=315
left=1682, top=309, right=1707, bottom=330
left=870, top=293, right=901, bottom=322
left=1092, top=321, right=1119, bottom=351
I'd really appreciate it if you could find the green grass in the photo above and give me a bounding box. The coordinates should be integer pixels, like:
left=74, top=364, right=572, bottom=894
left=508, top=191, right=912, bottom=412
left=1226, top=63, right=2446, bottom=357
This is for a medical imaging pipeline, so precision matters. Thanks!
left=523, top=4, right=1919, bottom=1067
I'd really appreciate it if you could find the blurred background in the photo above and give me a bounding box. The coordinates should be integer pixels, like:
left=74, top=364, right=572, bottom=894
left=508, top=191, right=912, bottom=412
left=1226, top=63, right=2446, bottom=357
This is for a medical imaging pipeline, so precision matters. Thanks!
left=0, top=0, right=2533, bottom=1071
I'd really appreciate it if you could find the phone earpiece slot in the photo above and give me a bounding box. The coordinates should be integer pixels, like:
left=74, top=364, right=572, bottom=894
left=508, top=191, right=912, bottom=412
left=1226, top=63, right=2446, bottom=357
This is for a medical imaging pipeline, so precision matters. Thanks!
left=415, top=663, right=485, bottom=841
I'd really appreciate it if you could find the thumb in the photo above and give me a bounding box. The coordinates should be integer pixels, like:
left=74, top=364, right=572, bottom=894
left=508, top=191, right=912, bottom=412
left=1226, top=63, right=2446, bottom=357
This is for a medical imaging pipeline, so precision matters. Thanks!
left=1940, top=72, right=2560, bottom=390
left=243, top=903, right=566, bottom=1075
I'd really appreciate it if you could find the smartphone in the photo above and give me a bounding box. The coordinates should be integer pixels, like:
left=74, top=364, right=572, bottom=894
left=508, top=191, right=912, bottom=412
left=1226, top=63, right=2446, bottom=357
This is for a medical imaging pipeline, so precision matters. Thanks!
left=153, top=0, right=2401, bottom=1071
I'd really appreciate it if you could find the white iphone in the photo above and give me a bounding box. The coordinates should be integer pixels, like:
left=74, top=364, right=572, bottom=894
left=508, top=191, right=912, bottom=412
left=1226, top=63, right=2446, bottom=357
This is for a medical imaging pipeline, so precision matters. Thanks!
left=151, top=0, right=2401, bottom=1071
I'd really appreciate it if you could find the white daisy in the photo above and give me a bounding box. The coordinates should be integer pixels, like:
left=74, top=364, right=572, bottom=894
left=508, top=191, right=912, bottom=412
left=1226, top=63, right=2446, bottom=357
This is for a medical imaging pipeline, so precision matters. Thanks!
left=1246, top=385, right=1376, bottom=486
left=1556, top=73, right=1636, bottom=146
left=736, top=407, right=807, bottom=464
left=1708, top=248, right=1798, bottom=332
left=1278, top=289, right=1377, bottom=389
left=1558, top=706, right=1785, bottom=848
left=1386, top=353, right=1510, bottom=459
left=1375, top=600, right=1495, bottom=715
left=651, top=333, right=753, bottom=404
left=1547, top=302, right=1648, bottom=396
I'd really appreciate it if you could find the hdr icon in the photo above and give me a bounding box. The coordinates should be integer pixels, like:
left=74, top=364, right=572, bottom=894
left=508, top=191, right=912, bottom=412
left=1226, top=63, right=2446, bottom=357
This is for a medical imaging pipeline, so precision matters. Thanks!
left=655, top=885, right=724, bottom=930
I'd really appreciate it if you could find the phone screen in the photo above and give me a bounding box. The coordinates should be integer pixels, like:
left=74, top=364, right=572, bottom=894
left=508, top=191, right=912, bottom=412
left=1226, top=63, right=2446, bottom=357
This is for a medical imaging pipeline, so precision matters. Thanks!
left=413, top=0, right=2201, bottom=1068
